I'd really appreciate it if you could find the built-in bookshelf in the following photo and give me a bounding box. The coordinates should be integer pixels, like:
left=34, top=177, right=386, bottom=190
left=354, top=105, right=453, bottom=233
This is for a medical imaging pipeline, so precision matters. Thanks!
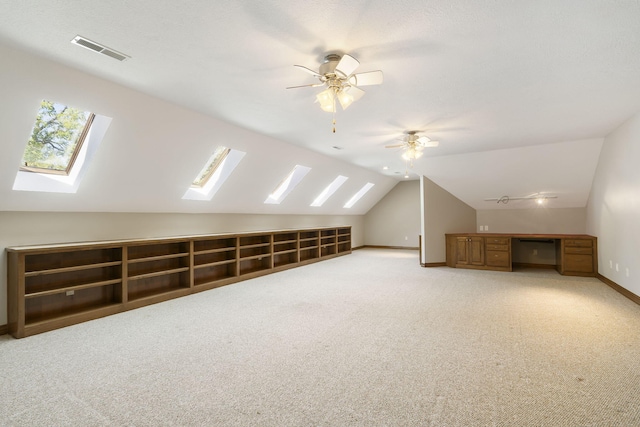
left=7, top=227, right=351, bottom=338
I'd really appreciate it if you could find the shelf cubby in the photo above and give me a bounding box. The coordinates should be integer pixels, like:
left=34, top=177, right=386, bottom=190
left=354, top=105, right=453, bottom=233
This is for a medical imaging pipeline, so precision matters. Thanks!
left=193, top=237, right=236, bottom=253
left=239, top=256, right=272, bottom=275
left=194, top=261, right=237, bottom=286
left=127, top=270, right=190, bottom=301
left=25, top=283, right=121, bottom=325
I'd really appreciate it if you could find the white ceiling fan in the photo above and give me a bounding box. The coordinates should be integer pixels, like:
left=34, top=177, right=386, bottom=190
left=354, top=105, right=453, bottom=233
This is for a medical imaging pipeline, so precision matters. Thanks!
left=385, top=131, right=439, bottom=166
left=287, top=53, right=383, bottom=132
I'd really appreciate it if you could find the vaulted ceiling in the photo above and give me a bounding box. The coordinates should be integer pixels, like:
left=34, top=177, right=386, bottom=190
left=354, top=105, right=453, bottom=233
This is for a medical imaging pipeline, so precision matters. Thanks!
left=1, top=1, right=639, bottom=212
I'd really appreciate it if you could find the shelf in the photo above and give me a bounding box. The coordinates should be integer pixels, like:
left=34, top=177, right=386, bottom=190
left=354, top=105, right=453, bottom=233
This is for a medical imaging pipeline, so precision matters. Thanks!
left=8, top=226, right=351, bottom=338
left=194, top=259, right=236, bottom=269
left=193, top=246, right=235, bottom=255
left=24, top=260, right=122, bottom=277
left=128, top=266, right=190, bottom=280
left=274, top=248, right=297, bottom=255
left=127, top=252, right=189, bottom=264
left=25, top=279, right=122, bottom=299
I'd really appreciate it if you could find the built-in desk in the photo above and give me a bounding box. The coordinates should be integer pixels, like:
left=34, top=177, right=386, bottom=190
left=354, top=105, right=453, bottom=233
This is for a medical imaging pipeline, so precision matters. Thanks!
left=445, top=234, right=597, bottom=276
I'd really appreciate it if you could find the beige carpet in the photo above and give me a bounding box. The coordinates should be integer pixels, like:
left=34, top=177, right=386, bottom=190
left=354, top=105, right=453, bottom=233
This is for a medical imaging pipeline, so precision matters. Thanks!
left=1, top=248, right=639, bottom=426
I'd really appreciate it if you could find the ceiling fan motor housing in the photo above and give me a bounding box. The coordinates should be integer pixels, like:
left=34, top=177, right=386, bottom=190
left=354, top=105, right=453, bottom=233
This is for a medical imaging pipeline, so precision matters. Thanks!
left=319, top=54, right=341, bottom=76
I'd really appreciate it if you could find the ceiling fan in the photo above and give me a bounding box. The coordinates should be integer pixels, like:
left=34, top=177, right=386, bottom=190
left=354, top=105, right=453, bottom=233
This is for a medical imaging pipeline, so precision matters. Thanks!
left=287, top=53, right=383, bottom=132
left=385, top=131, right=439, bottom=166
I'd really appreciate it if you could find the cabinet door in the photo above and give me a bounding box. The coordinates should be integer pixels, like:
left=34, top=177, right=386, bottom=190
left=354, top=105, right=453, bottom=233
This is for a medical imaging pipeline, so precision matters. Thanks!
left=469, top=237, right=485, bottom=266
left=456, top=237, right=470, bottom=265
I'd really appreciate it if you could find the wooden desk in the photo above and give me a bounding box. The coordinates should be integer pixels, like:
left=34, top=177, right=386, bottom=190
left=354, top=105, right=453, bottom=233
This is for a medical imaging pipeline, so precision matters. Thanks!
left=445, top=233, right=597, bottom=276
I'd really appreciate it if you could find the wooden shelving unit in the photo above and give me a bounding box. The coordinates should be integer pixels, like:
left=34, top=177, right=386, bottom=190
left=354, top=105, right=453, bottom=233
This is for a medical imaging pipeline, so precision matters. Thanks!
left=7, top=227, right=351, bottom=338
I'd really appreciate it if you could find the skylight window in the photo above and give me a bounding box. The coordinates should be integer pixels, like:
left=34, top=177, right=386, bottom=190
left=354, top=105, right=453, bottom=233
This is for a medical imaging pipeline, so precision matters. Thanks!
left=20, top=100, right=94, bottom=175
left=311, top=175, right=348, bottom=207
left=13, top=99, right=112, bottom=193
left=182, top=146, right=245, bottom=201
left=344, top=182, right=375, bottom=208
left=191, top=146, right=230, bottom=187
left=264, top=165, right=311, bottom=204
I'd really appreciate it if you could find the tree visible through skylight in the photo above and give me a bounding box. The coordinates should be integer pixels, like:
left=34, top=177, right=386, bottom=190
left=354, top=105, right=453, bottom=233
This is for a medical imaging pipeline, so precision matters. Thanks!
left=21, top=100, right=94, bottom=175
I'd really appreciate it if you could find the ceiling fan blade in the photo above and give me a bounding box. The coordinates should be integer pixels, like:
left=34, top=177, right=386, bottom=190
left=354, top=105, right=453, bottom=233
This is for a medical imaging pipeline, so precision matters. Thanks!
left=286, top=83, right=324, bottom=89
left=423, top=140, right=440, bottom=147
left=349, top=70, right=384, bottom=86
left=335, top=54, right=359, bottom=78
left=293, top=64, right=322, bottom=78
left=416, top=136, right=431, bottom=144
left=385, top=144, right=405, bottom=148
left=344, top=85, right=365, bottom=102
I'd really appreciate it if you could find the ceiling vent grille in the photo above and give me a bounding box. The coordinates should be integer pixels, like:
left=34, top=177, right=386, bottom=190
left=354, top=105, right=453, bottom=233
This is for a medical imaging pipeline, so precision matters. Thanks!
left=71, top=35, right=130, bottom=61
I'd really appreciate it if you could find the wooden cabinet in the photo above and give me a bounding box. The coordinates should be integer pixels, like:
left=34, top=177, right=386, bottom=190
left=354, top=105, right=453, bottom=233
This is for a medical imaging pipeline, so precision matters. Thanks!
left=557, top=238, right=597, bottom=276
left=7, top=227, right=351, bottom=338
left=485, top=237, right=511, bottom=269
left=455, top=236, right=485, bottom=266
left=446, top=233, right=596, bottom=276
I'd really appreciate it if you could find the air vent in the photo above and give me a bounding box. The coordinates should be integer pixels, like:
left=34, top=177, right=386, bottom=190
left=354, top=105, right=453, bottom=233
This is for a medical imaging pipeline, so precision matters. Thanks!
left=71, top=35, right=130, bottom=61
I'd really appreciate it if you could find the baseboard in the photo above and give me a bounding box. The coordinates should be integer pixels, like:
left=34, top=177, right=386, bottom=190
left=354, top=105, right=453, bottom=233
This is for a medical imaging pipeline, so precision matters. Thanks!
left=360, top=245, right=419, bottom=250
left=597, top=273, right=640, bottom=306
left=512, top=262, right=556, bottom=270
left=0, top=324, right=8, bottom=336
left=421, top=262, right=447, bottom=268
left=352, top=245, right=365, bottom=250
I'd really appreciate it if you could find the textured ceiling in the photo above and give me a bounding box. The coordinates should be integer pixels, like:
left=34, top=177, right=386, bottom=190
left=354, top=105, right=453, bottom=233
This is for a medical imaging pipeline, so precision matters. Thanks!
left=1, top=0, right=639, bottom=209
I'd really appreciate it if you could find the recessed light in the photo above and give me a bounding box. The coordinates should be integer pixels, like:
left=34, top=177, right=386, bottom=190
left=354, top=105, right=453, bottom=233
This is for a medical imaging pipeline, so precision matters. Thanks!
left=382, top=166, right=389, bottom=170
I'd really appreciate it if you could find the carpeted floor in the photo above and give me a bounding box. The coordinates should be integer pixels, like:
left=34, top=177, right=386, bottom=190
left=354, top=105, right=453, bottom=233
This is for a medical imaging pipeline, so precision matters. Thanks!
left=1, top=248, right=639, bottom=426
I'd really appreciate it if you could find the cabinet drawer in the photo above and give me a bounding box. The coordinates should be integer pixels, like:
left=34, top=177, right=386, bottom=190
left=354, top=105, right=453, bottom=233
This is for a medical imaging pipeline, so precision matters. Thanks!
left=486, top=237, right=509, bottom=245
left=565, top=246, right=593, bottom=255
left=486, top=244, right=508, bottom=251
left=486, top=250, right=510, bottom=267
left=564, top=254, right=593, bottom=273
left=565, top=239, right=593, bottom=248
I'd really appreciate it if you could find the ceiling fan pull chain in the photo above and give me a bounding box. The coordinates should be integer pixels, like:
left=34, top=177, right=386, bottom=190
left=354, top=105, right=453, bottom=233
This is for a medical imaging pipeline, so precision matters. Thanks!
left=332, top=96, right=336, bottom=133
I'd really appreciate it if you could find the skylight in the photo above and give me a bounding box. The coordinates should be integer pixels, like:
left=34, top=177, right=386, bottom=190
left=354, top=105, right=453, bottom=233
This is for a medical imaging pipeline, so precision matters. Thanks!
left=20, top=100, right=93, bottom=175
left=192, top=146, right=230, bottom=187
left=344, top=182, right=375, bottom=208
left=13, top=99, right=112, bottom=193
left=182, top=147, right=245, bottom=201
left=264, top=165, right=311, bottom=204
left=311, top=175, right=348, bottom=207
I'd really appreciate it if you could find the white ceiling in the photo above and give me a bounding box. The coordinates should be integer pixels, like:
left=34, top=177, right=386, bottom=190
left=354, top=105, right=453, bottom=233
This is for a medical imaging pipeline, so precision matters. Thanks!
left=1, top=0, right=640, bottom=210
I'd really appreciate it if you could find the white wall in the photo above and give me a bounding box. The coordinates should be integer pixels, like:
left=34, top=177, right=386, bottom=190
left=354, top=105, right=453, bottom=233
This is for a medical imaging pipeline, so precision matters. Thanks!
left=476, top=208, right=587, bottom=234
left=363, top=181, right=419, bottom=248
left=421, top=176, right=476, bottom=264
left=0, top=212, right=364, bottom=326
left=587, top=111, right=640, bottom=296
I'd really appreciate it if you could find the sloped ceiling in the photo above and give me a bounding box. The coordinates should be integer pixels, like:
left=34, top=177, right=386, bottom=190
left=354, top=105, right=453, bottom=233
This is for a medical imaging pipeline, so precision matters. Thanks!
left=1, top=1, right=640, bottom=213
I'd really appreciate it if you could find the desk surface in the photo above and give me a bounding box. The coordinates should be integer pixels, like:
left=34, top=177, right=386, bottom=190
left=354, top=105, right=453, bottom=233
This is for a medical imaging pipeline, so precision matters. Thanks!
left=445, top=233, right=595, bottom=239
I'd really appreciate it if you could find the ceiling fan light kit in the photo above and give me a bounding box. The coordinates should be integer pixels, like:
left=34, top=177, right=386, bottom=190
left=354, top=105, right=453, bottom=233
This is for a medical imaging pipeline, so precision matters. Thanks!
left=288, top=53, right=382, bottom=133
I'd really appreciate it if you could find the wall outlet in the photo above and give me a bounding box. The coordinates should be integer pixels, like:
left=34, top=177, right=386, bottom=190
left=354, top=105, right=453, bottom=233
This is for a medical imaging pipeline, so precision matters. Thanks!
left=533, top=249, right=538, bottom=256
left=479, top=226, right=484, bottom=231
left=405, top=236, right=408, bottom=241
left=609, top=260, right=613, bottom=269
left=66, top=290, right=74, bottom=296
left=626, top=267, right=630, bottom=277
left=616, top=263, right=619, bottom=272
left=485, top=225, right=489, bottom=231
